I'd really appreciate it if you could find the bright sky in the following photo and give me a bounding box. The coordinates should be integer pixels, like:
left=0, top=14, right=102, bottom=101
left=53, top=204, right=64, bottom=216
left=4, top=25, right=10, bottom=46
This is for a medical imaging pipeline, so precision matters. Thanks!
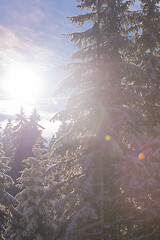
left=0, top=0, right=80, bottom=139
left=0, top=0, right=141, bottom=139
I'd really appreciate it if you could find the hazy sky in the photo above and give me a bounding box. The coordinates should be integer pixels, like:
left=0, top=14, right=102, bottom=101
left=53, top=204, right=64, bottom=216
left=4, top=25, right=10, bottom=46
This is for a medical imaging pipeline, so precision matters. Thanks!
left=0, top=0, right=141, bottom=139
left=0, top=0, right=81, bottom=138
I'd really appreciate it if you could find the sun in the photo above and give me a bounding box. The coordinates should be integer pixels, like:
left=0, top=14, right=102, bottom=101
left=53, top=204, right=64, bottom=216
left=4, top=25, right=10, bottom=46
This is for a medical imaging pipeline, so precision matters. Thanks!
left=3, top=64, right=42, bottom=104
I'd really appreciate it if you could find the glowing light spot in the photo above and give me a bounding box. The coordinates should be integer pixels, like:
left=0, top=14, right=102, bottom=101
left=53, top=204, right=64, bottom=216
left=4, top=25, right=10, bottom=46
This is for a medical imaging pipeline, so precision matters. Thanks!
left=2, top=64, right=42, bottom=105
left=137, top=153, right=145, bottom=160
left=105, top=135, right=111, bottom=141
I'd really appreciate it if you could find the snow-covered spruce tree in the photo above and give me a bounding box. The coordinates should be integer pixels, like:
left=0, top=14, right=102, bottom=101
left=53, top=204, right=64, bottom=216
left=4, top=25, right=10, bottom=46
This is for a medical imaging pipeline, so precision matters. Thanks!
left=141, top=126, right=160, bottom=238
left=132, top=0, right=160, bottom=128
left=29, top=108, right=46, bottom=148
left=0, top=135, right=16, bottom=239
left=46, top=1, right=150, bottom=239
left=2, top=119, right=15, bottom=160
left=121, top=1, right=160, bottom=237
left=8, top=151, right=56, bottom=240
left=134, top=1, right=160, bottom=234
left=9, top=108, right=46, bottom=197
left=9, top=108, right=29, bottom=183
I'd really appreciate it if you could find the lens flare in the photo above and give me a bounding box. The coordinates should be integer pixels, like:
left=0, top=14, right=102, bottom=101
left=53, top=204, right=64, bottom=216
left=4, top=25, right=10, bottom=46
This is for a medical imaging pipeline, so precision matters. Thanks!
left=105, top=135, right=111, bottom=141
left=137, top=152, right=145, bottom=160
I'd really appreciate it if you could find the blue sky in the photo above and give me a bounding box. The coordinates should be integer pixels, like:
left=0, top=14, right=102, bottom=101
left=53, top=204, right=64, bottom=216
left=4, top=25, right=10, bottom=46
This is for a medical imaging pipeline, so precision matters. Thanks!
left=0, top=0, right=141, bottom=139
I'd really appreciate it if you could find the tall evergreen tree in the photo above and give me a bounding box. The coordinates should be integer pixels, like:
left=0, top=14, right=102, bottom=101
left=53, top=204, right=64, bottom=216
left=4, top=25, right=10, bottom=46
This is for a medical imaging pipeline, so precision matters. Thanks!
left=47, top=1, right=149, bottom=239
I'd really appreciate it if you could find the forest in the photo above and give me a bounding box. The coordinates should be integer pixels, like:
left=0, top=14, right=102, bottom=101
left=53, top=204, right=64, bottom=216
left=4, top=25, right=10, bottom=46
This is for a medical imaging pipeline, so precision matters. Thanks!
left=0, top=0, right=160, bottom=239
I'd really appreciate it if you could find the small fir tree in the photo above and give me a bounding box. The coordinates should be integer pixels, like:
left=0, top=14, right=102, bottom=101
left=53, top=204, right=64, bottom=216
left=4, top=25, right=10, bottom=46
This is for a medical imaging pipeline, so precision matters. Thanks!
left=2, top=119, right=15, bottom=159
left=10, top=108, right=29, bottom=183
left=29, top=108, right=46, bottom=148
left=10, top=108, right=45, bottom=187
left=0, top=136, right=16, bottom=239
left=8, top=152, right=56, bottom=240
